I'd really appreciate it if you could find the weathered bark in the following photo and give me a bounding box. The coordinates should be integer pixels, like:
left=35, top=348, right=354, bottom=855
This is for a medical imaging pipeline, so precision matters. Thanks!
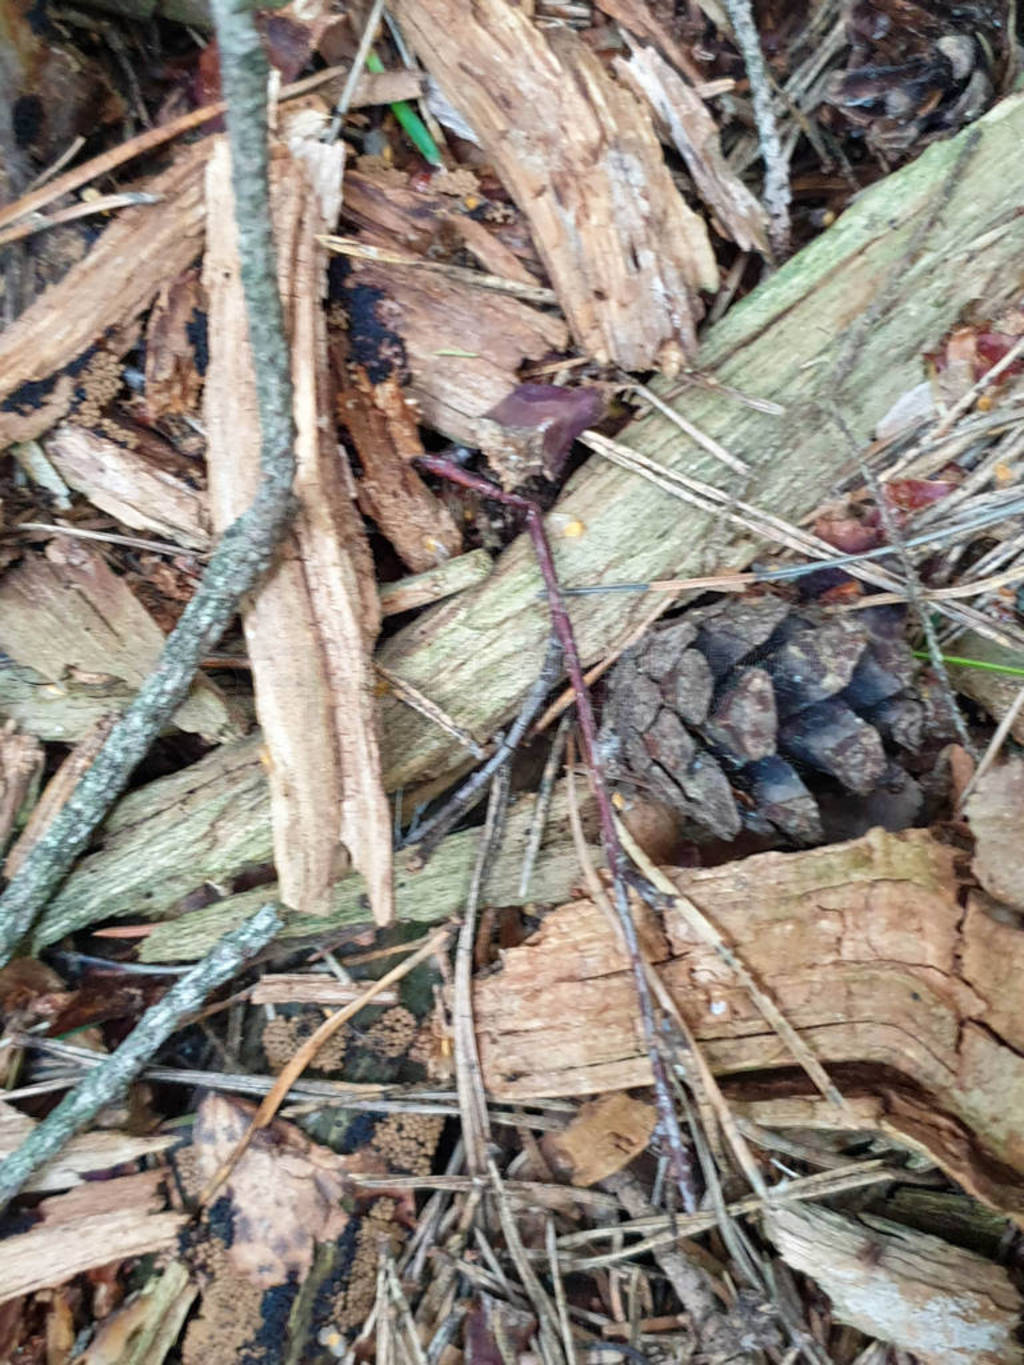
left=472, top=827, right=1024, bottom=1217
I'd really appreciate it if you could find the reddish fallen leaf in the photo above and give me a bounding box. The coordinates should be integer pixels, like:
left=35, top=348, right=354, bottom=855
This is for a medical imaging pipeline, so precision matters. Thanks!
left=883, top=477, right=959, bottom=511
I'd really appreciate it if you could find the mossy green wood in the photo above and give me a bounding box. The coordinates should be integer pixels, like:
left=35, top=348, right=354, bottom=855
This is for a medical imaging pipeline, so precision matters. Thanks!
left=377, top=96, right=1024, bottom=789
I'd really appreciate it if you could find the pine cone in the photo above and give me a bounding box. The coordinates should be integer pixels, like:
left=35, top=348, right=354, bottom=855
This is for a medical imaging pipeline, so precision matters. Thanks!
left=601, top=596, right=936, bottom=846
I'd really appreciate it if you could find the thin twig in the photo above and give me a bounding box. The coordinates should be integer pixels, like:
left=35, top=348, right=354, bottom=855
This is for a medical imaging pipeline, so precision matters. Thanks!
left=519, top=713, right=571, bottom=897
left=0, top=0, right=296, bottom=965
left=376, top=662, right=488, bottom=760
left=325, top=0, right=388, bottom=140
left=0, top=903, right=280, bottom=1211
left=406, top=638, right=562, bottom=859
left=417, top=455, right=697, bottom=1215
left=453, top=770, right=509, bottom=1176
left=629, top=379, right=750, bottom=475
left=721, top=0, right=791, bottom=256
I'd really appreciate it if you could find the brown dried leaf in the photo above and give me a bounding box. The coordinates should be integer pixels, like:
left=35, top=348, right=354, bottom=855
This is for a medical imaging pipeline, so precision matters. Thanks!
left=393, top=0, right=717, bottom=371
left=191, top=1094, right=375, bottom=1289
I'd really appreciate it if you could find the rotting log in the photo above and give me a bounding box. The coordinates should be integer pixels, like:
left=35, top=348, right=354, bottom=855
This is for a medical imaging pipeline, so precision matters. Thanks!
left=376, top=95, right=1024, bottom=791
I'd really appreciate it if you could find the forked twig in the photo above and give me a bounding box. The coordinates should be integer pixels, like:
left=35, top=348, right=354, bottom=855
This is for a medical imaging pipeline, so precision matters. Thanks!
left=416, top=454, right=697, bottom=1214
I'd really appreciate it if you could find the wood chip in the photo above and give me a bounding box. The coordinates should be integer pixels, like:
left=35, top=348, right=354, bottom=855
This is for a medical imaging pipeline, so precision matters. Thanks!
left=541, top=1093, right=656, bottom=1186
left=616, top=42, right=769, bottom=254
left=342, top=256, right=567, bottom=453
left=250, top=974, right=398, bottom=1006
left=5, top=715, right=114, bottom=878
left=379, top=548, right=493, bottom=616
left=204, top=127, right=391, bottom=921
left=0, top=1172, right=184, bottom=1304
left=338, top=368, right=462, bottom=572
left=0, top=725, right=42, bottom=855
left=43, top=423, right=210, bottom=551
left=0, top=1102, right=175, bottom=1193
left=965, top=758, right=1024, bottom=911
left=0, top=538, right=233, bottom=741
left=393, top=0, right=716, bottom=370
left=765, top=1203, right=1022, bottom=1365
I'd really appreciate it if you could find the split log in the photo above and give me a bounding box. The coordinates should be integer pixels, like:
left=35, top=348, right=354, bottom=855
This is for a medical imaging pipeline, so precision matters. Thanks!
left=27, top=738, right=600, bottom=956
left=471, top=826, right=1024, bottom=1217
left=204, top=124, right=391, bottom=922
left=375, top=94, right=1024, bottom=791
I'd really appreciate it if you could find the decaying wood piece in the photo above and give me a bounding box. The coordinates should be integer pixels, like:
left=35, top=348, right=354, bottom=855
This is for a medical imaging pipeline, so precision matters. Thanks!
left=5, top=716, right=114, bottom=877
left=379, top=548, right=493, bottom=616
left=541, top=1093, right=656, bottom=1187
left=43, top=424, right=210, bottom=551
left=0, top=1101, right=175, bottom=1193
left=342, top=257, right=567, bottom=453
left=393, top=0, right=716, bottom=371
left=0, top=726, right=41, bottom=854
left=616, top=41, right=770, bottom=254
left=0, top=539, right=233, bottom=742
left=204, top=125, right=392, bottom=922
left=20, top=729, right=597, bottom=954
left=0, top=145, right=207, bottom=447
left=338, top=368, right=462, bottom=572
left=966, top=759, right=1024, bottom=911
left=764, top=1203, right=1022, bottom=1365
left=375, top=95, right=1024, bottom=792
left=0, top=1169, right=185, bottom=1305
left=473, top=826, right=1024, bottom=1215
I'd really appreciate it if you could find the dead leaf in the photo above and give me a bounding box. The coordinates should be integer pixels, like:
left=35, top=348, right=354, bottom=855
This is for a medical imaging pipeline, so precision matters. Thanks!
left=191, top=1093, right=380, bottom=1288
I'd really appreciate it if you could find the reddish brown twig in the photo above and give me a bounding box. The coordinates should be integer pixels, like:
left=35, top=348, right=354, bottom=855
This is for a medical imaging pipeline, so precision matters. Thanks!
left=416, top=452, right=698, bottom=1212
